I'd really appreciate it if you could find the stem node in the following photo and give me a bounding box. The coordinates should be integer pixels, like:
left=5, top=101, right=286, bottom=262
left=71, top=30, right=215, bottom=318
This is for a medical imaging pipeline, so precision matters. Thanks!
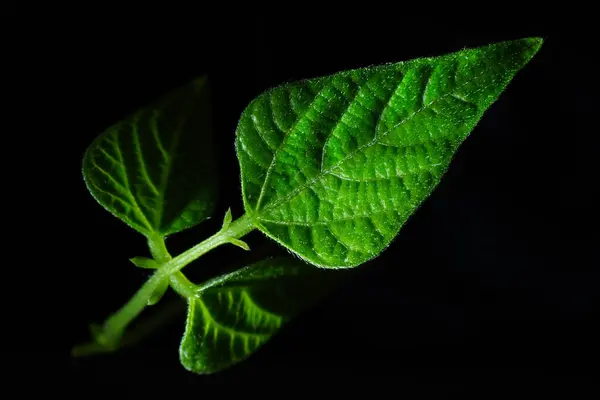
left=71, top=213, right=255, bottom=357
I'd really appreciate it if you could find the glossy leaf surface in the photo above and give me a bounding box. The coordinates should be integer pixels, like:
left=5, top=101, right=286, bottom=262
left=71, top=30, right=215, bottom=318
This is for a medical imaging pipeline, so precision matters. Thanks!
left=180, top=257, right=334, bottom=374
left=83, top=77, right=217, bottom=237
left=236, top=38, right=543, bottom=268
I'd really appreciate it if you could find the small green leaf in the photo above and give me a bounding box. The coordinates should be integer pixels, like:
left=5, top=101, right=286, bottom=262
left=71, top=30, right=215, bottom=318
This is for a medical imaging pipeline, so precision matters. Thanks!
left=227, top=238, right=250, bottom=251
left=236, top=37, right=543, bottom=268
left=147, top=278, right=169, bottom=306
left=221, top=208, right=233, bottom=229
left=130, top=256, right=159, bottom=269
left=83, top=76, right=217, bottom=238
left=179, top=257, right=335, bottom=374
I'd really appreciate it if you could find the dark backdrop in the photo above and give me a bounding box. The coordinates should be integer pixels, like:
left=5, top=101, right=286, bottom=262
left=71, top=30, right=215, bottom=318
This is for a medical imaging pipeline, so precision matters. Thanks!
left=10, top=10, right=598, bottom=392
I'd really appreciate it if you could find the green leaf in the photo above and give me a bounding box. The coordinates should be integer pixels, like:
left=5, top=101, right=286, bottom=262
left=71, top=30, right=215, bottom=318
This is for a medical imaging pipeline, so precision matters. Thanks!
left=82, top=76, right=217, bottom=238
left=236, top=37, right=543, bottom=268
left=179, top=257, right=335, bottom=374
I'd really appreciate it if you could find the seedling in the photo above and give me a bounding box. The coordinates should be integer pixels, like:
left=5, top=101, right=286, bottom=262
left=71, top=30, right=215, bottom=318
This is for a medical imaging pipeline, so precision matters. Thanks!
left=72, top=37, right=543, bottom=374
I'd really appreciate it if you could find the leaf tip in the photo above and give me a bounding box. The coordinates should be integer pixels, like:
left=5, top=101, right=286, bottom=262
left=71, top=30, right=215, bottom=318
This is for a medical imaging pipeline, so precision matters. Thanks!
left=526, top=36, right=544, bottom=51
left=228, top=238, right=250, bottom=251
left=517, top=36, right=545, bottom=61
left=222, top=208, right=233, bottom=229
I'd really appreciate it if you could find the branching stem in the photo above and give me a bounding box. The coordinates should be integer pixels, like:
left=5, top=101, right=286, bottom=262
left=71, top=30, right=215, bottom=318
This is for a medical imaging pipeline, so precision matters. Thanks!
left=71, top=213, right=255, bottom=356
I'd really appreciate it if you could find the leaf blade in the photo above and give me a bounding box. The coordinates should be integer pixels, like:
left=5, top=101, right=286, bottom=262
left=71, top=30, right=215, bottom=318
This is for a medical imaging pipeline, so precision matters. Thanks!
left=82, top=76, right=217, bottom=237
left=179, top=257, right=335, bottom=374
left=237, top=37, right=543, bottom=268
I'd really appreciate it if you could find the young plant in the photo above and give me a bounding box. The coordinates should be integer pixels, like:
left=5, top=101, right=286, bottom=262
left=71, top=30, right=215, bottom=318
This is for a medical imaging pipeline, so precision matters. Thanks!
left=72, top=37, right=543, bottom=374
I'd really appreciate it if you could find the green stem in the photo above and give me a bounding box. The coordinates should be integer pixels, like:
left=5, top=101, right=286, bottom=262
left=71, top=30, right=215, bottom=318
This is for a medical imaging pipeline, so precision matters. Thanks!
left=168, top=269, right=238, bottom=299
left=72, top=213, right=255, bottom=354
left=169, top=272, right=199, bottom=298
left=148, top=234, right=172, bottom=263
left=161, top=213, right=254, bottom=276
left=71, top=297, right=186, bottom=357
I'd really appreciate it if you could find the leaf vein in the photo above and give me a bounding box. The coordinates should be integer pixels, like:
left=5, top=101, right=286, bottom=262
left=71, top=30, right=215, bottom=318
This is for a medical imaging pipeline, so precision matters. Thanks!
left=255, top=84, right=330, bottom=211
left=260, top=209, right=400, bottom=226
left=260, top=64, right=500, bottom=215
left=155, top=116, right=184, bottom=233
left=319, top=78, right=367, bottom=171
left=131, top=117, right=160, bottom=196
left=241, top=291, right=282, bottom=320
left=196, top=299, right=272, bottom=338
left=149, top=109, right=169, bottom=160
left=250, top=100, right=279, bottom=152
left=324, top=225, right=350, bottom=252
left=328, top=169, right=407, bottom=182
left=111, top=130, right=154, bottom=231
left=97, top=147, right=120, bottom=165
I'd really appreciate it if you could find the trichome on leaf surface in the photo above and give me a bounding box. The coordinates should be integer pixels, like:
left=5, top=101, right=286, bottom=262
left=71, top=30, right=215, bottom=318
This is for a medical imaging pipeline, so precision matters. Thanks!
left=72, top=37, right=543, bottom=374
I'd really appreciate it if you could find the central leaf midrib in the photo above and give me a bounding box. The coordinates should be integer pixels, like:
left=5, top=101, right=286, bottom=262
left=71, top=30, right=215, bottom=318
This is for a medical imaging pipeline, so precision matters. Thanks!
left=110, top=132, right=155, bottom=232
left=254, top=84, right=330, bottom=212
left=131, top=115, right=160, bottom=200
left=154, top=116, right=184, bottom=234
left=256, top=61, right=500, bottom=217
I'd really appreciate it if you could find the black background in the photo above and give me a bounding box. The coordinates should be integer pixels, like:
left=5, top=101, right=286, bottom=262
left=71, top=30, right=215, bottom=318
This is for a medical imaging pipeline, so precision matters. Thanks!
left=10, top=9, right=598, bottom=392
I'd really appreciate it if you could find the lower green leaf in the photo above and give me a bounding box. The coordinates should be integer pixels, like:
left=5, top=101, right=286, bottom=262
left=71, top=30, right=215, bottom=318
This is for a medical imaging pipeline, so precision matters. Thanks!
left=179, top=257, right=336, bottom=374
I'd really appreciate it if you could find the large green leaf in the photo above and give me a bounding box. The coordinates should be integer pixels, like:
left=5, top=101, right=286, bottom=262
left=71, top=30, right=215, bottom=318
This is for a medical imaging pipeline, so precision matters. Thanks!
left=179, top=257, right=335, bottom=374
left=236, top=37, right=543, bottom=268
left=82, top=76, right=217, bottom=238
